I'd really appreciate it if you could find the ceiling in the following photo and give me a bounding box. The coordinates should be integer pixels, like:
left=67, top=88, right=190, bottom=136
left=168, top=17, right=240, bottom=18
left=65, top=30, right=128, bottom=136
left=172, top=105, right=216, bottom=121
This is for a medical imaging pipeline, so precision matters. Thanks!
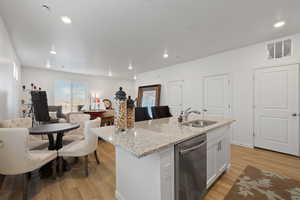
left=1, top=0, right=300, bottom=79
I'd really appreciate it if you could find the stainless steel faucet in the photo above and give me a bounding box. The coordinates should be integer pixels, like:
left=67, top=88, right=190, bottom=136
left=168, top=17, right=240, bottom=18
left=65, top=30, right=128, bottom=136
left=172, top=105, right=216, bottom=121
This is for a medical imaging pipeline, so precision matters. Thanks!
left=182, top=107, right=201, bottom=121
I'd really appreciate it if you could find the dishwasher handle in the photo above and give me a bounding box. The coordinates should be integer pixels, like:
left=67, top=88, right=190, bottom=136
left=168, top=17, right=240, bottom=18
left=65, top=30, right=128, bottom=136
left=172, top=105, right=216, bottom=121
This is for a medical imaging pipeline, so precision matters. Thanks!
left=180, top=140, right=207, bottom=155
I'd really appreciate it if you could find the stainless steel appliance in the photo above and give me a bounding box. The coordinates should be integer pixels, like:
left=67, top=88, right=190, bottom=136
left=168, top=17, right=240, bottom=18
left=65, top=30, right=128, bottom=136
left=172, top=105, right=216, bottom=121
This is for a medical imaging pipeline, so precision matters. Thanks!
left=175, top=134, right=207, bottom=200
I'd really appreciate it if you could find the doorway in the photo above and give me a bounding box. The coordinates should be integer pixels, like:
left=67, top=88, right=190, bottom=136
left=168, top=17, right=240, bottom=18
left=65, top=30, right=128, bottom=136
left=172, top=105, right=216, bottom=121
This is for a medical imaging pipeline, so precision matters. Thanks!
left=203, top=74, right=232, bottom=119
left=254, top=64, right=299, bottom=156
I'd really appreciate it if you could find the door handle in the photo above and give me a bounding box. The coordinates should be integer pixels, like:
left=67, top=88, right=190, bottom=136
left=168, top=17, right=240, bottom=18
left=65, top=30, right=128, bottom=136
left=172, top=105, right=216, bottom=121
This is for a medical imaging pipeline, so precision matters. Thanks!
left=0, top=140, right=4, bottom=148
left=218, top=141, right=222, bottom=151
left=180, top=141, right=207, bottom=155
left=292, top=113, right=299, bottom=117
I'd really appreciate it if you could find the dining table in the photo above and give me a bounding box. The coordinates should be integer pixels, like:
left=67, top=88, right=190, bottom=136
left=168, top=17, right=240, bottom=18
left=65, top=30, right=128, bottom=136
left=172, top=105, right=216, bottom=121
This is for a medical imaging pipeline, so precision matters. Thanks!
left=29, top=123, right=80, bottom=150
left=83, top=109, right=106, bottom=119
left=29, top=123, right=80, bottom=178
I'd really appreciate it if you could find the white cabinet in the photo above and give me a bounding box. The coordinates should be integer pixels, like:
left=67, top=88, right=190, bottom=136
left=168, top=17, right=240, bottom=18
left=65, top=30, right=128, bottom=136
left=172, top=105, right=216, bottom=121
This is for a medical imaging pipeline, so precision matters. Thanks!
left=216, top=136, right=229, bottom=174
left=160, top=148, right=174, bottom=200
left=207, top=125, right=231, bottom=188
left=207, top=140, right=217, bottom=187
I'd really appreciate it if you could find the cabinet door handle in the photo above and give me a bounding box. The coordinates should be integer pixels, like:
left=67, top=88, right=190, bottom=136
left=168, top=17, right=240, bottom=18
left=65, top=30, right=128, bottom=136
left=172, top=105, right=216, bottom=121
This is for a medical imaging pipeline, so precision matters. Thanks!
left=180, top=141, right=207, bottom=155
left=217, top=141, right=222, bottom=151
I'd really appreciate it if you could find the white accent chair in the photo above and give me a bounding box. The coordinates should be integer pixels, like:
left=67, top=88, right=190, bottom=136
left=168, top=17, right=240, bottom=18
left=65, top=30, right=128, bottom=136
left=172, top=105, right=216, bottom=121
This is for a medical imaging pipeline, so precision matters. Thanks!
left=58, top=118, right=101, bottom=176
left=0, top=118, right=48, bottom=150
left=0, top=128, right=57, bottom=200
left=64, top=113, right=91, bottom=141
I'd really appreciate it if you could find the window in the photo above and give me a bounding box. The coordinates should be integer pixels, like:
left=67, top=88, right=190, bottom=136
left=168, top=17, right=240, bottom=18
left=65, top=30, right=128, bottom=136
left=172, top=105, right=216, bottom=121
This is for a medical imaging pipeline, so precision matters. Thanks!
left=54, top=80, right=87, bottom=113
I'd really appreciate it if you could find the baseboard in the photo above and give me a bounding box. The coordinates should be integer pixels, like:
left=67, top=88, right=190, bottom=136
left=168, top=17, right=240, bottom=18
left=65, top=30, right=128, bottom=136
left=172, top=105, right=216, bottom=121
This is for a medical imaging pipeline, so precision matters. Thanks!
left=226, top=164, right=231, bottom=171
left=115, top=190, right=125, bottom=200
left=231, top=141, right=254, bottom=149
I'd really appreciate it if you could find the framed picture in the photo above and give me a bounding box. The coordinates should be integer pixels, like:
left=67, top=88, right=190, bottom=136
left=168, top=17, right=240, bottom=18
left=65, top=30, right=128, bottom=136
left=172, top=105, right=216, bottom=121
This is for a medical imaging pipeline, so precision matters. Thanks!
left=137, top=84, right=161, bottom=107
left=102, top=99, right=112, bottom=109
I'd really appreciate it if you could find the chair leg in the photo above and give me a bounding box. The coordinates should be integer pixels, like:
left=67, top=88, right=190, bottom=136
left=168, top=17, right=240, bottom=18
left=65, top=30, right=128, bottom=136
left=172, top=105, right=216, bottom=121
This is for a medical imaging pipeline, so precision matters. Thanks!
left=23, top=173, right=29, bottom=200
left=94, top=150, right=100, bottom=165
left=58, top=157, right=63, bottom=177
left=28, top=172, right=31, bottom=180
left=52, top=160, right=57, bottom=180
left=74, top=157, right=79, bottom=164
left=84, top=155, right=89, bottom=177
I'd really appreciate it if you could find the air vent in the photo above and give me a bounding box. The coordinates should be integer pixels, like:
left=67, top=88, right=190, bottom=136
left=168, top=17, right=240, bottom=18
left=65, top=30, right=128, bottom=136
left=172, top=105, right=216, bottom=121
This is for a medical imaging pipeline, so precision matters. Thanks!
left=267, top=39, right=292, bottom=60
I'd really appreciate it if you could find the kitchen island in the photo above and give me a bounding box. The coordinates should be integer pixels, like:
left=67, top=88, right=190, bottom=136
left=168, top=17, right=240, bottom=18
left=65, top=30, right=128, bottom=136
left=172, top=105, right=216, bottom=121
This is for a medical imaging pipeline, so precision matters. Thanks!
left=91, top=117, right=235, bottom=200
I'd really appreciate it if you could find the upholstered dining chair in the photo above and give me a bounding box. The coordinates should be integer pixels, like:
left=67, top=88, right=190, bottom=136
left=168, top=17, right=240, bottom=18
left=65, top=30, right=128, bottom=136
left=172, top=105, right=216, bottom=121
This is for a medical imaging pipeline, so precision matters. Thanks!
left=0, top=118, right=48, bottom=150
left=64, top=113, right=91, bottom=141
left=135, top=107, right=151, bottom=122
left=151, top=106, right=172, bottom=119
left=58, top=118, right=101, bottom=176
left=0, top=128, right=57, bottom=200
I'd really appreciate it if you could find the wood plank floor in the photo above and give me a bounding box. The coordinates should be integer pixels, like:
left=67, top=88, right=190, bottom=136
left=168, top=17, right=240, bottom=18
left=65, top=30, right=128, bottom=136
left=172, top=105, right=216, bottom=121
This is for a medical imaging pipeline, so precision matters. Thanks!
left=1, top=142, right=300, bottom=200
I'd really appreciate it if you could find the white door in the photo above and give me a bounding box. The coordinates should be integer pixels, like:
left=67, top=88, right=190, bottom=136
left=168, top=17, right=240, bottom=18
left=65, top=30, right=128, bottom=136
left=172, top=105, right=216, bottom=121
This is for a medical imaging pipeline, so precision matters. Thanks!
left=203, top=74, right=231, bottom=118
left=166, top=80, right=183, bottom=116
left=254, top=64, right=299, bottom=156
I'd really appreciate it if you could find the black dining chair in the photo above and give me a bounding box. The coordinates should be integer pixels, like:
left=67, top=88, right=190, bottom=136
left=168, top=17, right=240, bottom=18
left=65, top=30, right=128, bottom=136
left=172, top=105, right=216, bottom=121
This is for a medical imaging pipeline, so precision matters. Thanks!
left=135, top=107, right=151, bottom=122
left=151, top=106, right=172, bottom=119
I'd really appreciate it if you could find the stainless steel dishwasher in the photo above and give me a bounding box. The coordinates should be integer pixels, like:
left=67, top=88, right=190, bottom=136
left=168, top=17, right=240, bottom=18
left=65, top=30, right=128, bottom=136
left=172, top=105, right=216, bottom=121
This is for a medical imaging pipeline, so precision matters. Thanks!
left=175, top=134, right=207, bottom=200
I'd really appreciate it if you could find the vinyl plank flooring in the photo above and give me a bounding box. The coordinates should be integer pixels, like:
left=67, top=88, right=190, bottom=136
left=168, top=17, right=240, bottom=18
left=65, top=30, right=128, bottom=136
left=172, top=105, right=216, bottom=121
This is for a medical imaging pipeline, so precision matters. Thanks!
left=1, top=142, right=300, bottom=200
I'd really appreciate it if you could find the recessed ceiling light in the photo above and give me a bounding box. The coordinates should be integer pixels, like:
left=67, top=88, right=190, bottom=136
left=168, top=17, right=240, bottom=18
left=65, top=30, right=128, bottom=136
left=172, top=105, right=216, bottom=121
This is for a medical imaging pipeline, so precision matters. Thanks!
left=128, top=63, right=133, bottom=70
left=273, top=21, right=285, bottom=28
left=50, top=45, right=56, bottom=55
left=61, top=16, right=72, bottom=24
left=46, top=60, right=51, bottom=68
left=163, top=50, right=169, bottom=58
left=133, top=75, right=137, bottom=80
left=108, top=71, right=112, bottom=77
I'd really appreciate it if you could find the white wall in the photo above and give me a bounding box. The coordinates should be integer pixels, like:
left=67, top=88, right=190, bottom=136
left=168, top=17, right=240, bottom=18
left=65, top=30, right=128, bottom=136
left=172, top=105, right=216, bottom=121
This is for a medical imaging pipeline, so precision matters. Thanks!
left=0, top=16, right=21, bottom=120
left=136, top=33, right=300, bottom=147
left=22, top=67, right=135, bottom=106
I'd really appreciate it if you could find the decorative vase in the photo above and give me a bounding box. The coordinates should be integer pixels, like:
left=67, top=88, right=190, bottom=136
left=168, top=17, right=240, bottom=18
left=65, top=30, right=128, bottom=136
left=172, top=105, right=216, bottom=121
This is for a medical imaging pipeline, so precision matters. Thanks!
left=114, top=87, right=127, bottom=132
left=127, top=96, right=135, bottom=129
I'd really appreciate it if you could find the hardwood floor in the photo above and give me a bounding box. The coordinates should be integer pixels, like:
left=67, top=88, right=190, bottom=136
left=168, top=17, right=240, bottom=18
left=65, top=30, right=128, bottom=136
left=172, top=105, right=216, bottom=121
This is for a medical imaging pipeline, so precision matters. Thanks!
left=1, top=142, right=300, bottom=200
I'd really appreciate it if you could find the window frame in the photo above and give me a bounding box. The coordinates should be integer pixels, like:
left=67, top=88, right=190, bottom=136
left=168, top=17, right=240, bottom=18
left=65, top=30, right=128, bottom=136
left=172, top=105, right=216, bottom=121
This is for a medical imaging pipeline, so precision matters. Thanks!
left=54, top=80, right=88, bottom=113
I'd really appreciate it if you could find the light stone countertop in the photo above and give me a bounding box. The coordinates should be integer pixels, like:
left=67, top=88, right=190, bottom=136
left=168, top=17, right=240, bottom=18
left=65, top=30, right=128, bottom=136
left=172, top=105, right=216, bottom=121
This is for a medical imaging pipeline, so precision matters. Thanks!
left=91, top=117, right=235, bottom=158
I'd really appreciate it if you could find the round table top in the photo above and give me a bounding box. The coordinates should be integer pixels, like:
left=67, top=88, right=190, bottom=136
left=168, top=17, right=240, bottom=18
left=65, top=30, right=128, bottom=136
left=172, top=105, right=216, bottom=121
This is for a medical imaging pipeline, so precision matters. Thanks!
left=29, top=123, right=80, bottom=135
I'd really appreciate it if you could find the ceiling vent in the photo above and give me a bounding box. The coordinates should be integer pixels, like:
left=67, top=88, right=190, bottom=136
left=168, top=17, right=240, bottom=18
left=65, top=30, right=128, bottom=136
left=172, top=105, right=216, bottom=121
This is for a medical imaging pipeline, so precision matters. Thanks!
left=267, top=39, right=292, bottom=60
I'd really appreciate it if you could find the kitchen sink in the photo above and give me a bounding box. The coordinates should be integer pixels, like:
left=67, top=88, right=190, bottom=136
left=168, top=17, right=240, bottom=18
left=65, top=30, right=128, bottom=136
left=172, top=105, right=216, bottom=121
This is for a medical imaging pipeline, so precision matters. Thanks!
left=182, top=119, right=217, bottom=128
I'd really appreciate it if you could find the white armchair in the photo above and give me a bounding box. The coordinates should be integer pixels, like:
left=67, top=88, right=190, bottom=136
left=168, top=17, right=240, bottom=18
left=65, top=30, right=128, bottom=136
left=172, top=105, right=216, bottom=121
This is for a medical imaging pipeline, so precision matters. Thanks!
left=0, top=118, right=48, bottom=150
left=0, top=128, right=57, bottom=200
left=64, top=113, right=91, bottom=141
left=58, top=118, right=101, bottom=176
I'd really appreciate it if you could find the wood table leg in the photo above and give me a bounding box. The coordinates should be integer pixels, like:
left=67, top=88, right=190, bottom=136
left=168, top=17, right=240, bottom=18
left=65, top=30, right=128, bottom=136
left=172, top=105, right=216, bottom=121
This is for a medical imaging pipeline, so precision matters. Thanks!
left=47, top=134, right=55, bottom=150
left=56, top=132, right=64, bottom=150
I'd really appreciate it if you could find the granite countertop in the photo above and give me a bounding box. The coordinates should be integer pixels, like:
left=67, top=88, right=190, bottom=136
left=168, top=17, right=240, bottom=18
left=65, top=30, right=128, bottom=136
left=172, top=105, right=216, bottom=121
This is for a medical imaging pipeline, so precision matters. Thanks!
left=91, top=117, right=235, bottom=158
